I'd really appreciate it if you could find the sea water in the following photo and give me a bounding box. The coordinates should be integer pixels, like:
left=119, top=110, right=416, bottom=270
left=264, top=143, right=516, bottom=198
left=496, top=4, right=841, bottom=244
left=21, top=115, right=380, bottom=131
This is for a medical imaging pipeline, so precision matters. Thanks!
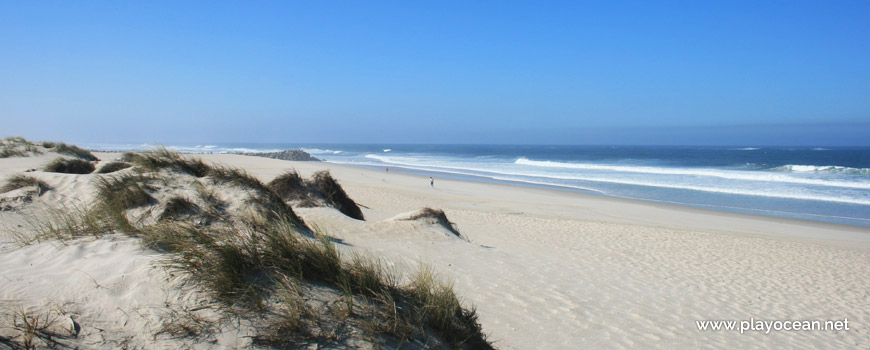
left=87, top=143, right=870, bottom=227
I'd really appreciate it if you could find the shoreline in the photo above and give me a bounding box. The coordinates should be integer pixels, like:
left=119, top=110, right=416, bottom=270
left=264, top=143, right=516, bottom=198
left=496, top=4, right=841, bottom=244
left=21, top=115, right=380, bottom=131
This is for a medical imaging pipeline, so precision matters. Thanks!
left=334, top=161, right=870, bottom=230
left=78, top=144, right=870, bottom=227
left=278, top=158, right=870, bottom=247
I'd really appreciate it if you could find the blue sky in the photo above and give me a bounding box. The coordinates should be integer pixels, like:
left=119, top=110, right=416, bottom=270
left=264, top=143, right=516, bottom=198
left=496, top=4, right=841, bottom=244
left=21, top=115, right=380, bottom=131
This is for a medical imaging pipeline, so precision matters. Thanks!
left=1, top=1, right=868, bottom=145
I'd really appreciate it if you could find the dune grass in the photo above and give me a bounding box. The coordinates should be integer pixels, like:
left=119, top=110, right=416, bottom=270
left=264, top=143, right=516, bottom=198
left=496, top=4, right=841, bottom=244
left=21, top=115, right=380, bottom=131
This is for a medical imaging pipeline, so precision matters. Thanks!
left=52, top=143, right=98, bottom=161
left=96, top=161, right=132, bottom=174
left=154, top=307, right=217, bottom=342
left=3, top=136, right=28, bottom=144
left=269, top=170, right=365, bottom=219
left=1, top=174, right=51, bottom=195
left=311, top=171, right=364, bottom=220
left=132, top=199, right=489, bottom=347
left=21, top=205, right=116, bottom=243
left=159, top=196, right=200, bottom=221
left=43, top=158, right=95, bottom=174
left=124, top=148, right=210, bottom=177
left=7, top=307, right=65, bottom=349
left=406, top=207, right=462, bottom=238
left=0, top=148, right=26, bottom=158
left=15, top=148, right=492, bottom=348
left=0, top=136, right=41, bottom=158
left=142, top=219, right=491, bottom=348
left=94, top=174, right=155, bottom=209
left=267, top=170, right=309, bottom=201
left=209, top=165, right=306, bottom=228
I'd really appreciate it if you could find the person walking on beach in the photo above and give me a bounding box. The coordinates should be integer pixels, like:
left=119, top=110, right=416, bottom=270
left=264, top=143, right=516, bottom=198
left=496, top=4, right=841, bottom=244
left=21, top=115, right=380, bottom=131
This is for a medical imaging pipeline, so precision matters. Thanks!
left=429, top=177, right=434, bottom=187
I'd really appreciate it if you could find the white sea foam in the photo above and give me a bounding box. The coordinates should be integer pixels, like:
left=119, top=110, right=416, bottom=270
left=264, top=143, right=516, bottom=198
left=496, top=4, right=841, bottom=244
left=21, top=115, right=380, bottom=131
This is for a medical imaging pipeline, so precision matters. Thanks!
left=336, top=159, right=606, bottom=194
left=773, top=164, right=870, bottom=175
left=360, top=154, right=870, bottom=205
left=735, top=147, right=760, bottom=151
left=303, top=148, right=343, bottom=155
left=515, top=158, right=870, bottom=189
left=161, top=145, right=283, bottom=154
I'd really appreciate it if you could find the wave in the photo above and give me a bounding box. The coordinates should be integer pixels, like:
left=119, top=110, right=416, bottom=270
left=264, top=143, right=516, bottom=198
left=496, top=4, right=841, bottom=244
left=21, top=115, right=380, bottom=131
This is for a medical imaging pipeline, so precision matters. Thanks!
left=85, top=142, right=322, bottom=154
left=359, top=155, right=870, bottom=205
left=302, top=148, right=343, bottom=155
left=734, top=147, right=760, bottom=151
left=772, top=164, right=870, bottom=175
left=337, top=159, right=606, bottom=194
left=164, top=145, right=283, bottom=154
left=515, top=158, right=870, bottom=189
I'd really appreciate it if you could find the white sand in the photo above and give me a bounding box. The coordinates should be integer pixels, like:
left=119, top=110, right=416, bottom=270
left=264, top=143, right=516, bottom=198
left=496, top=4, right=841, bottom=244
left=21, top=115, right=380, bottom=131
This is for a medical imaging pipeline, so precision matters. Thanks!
left=2, top=151, right=869, bottom=349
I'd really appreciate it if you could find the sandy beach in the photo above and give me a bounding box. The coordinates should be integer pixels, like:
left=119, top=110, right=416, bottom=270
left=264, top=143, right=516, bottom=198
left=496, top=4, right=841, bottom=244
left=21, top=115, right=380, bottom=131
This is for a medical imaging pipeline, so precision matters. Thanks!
left=2, top=150, right=869, bottom=349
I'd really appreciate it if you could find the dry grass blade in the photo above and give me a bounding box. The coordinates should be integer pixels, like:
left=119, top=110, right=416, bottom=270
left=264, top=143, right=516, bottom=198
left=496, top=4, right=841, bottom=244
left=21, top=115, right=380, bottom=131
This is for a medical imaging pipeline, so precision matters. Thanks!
left=9, top=307, right=68, bottom=349
left=22, top=205, right=116, bottom=243
left=154, top=307, right=217, bottom=341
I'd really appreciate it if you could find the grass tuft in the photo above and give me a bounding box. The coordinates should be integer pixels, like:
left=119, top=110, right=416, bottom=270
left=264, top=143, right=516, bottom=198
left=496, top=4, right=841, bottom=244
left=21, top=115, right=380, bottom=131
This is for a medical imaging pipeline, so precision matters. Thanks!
left=252, top=276, right=316, bottom=345
left=94, top=173, right=155, bottom=209
left=310, top=171, right=364, bottom=220
left=405, top=207, right=462, bottom=238
left=43, top=157, right=95, bottom=174
left=267, top=170, right=309, bottom=201
left=22, top=205, right=117, bottom=243
left=210, top=165, right=305, bottom=228
left=0, top=148, right=26, bottom=158
left=125, top=147, right=210, bottom=177
left=269, top=170, right=365, bottom=220
left=1, top=136, right=40, bottom=158
left=9, top=307, right=64, bottom=349
left=408, top=266, right=489, bottom=348
left=1, top=174, right=51, bottom=195
left=96, top=161, right=132, bottom=174
left=52, top=143, right=98, bottom=161
left=2, top=136, right=28, bottom=144
left=159, top=196, right=200, bottom=221
left=154, top=307, right=217, bottom=341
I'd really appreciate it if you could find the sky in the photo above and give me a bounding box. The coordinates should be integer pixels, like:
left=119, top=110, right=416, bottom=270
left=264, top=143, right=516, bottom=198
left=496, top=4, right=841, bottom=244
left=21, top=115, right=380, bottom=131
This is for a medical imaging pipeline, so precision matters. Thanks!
left=1, top=1, right=869, bottom=146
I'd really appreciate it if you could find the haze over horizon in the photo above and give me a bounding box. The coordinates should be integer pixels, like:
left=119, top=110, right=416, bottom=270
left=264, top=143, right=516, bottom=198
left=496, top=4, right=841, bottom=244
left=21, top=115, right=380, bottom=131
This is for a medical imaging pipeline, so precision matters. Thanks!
left=2, top=1, right=869, bottom=146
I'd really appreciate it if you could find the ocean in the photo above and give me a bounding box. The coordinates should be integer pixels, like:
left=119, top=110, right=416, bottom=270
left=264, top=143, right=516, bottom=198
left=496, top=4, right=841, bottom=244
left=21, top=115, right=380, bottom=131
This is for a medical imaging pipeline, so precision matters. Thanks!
left=86, top=143, right=870, bottom=227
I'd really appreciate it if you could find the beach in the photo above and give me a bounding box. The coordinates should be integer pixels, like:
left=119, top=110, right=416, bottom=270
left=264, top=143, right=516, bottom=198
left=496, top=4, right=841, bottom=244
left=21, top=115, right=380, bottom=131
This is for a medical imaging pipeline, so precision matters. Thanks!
left=2, top=150, right=869, bottom=349
left=206, top=154, right=870, bottom=349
